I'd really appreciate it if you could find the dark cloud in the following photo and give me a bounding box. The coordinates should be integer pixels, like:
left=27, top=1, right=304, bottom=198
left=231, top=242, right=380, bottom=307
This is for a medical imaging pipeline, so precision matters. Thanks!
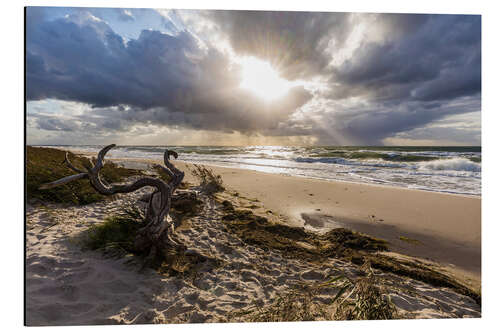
left=331, top=14, right=481, bottom=102
left=198, top=11, right=481, bottom=143
left=26, top=10, right=312, bottom=135
left=26, top=8, right=481, bottom=145
left=289, top=97, right=481, bottom=145
left=205, top=10, right=353, bottom=80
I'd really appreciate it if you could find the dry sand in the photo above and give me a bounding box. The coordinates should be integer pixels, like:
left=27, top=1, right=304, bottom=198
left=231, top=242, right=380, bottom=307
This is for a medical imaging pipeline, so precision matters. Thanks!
left=25, top=155, right=482, bottom=325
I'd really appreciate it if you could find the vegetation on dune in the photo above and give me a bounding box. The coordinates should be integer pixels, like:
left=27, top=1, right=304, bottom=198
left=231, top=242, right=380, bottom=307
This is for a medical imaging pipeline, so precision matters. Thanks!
left=84, top=202, right=219, bottom=277
left=27, top=146, right=142, bottom=204
left=187, top=164, right=224, bottom=194
left=82, top=192, right=204, bottom=269
left=84, top=205, right=145, bottom=254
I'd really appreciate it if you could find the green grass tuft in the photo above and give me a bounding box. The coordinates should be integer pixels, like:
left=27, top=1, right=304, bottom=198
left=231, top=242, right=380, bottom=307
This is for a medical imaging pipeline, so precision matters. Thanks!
left=27, top=146, right=143, bottom=205
left=83, top=205, right=145, bottom=253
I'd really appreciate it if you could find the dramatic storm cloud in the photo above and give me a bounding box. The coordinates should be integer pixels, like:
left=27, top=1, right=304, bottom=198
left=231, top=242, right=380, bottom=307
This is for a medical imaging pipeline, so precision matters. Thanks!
left=26, top=7, right=481, bottom=145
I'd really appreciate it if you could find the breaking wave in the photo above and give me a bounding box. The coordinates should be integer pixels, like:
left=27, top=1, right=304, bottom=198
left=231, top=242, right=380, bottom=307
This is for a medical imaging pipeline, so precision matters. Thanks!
left=418, top=158, right=481, bottom=172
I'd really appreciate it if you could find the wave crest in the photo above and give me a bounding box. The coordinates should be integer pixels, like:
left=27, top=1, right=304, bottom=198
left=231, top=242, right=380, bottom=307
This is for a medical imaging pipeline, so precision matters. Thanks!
left=418, top=158, right=481, bottom=172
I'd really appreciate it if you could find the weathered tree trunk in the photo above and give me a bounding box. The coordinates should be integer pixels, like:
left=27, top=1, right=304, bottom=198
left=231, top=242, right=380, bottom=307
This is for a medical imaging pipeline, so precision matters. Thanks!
left=39, top=144, right=185, bottom=260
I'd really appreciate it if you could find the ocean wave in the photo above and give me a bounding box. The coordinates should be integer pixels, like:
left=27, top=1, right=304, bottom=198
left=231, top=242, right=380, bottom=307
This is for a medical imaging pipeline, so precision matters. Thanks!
left=418, top=158, right=481, bottom=172
left=39, top=145, right=481, bottom=196
left=295, top=157, right=350, bottom=165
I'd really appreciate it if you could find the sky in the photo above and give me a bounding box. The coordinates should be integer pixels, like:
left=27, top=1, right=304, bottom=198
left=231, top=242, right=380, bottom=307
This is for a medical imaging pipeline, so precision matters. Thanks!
left=26, top=7, right=481, bottom=146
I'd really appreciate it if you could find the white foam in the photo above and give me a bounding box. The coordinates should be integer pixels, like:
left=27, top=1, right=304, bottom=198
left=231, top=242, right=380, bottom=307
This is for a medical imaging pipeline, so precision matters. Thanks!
left=418, top=158, right=481, bottom=172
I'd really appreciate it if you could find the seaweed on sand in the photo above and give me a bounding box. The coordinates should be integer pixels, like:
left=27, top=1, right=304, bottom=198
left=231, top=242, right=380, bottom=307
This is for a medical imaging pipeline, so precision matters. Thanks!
left=220, top=200, right=388, bottom=262
left=219, top=200, right=481, bottom=305
left=228, top=268, right=398, bottom=322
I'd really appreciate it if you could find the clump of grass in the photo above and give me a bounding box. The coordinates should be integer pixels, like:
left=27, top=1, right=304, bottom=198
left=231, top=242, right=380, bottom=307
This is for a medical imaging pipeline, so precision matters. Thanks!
left=27, top=146, right=143, bottom=205
left=187, top=164, right=224, bottom=195
left=332, top=272, right=397, bottom=320
left=82, top=193, right=214, bottom=275
left=83, top=205, right=145, bottom=254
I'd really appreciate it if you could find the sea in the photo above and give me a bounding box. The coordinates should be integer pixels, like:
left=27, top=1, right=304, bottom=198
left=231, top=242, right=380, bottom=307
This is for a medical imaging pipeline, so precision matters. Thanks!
left=41, top=145, right=482, bottom=196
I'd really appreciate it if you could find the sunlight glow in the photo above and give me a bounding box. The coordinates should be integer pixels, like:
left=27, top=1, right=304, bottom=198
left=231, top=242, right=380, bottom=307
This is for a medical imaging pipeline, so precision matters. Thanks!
left=238, top=57, right=295, bottom=101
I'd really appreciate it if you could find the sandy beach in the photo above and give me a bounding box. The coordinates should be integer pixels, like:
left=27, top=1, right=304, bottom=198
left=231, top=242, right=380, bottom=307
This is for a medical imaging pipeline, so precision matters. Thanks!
left=25, top=151, right=482, bottom=325
left=116, top=158, right=481, bottom=283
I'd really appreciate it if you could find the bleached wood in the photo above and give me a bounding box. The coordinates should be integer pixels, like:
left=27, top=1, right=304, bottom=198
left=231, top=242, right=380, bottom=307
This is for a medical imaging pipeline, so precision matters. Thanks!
left=39, top=144, right=185, bottom=258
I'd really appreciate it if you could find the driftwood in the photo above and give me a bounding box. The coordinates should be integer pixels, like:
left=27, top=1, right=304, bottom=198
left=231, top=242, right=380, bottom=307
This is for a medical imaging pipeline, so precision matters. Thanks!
left=39, top=144, right=185, bottom=261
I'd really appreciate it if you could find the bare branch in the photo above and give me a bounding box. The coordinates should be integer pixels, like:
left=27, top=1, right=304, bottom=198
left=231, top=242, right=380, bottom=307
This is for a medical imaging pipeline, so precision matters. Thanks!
left=38, top=173, right=88, bottom=190
left=155, top=164, right=174, bottom=177
left=63, top=152, right=86, bottom=174
left=39, top=144, right=186, bottom=260
left=93, top=144, right=116, bottom=172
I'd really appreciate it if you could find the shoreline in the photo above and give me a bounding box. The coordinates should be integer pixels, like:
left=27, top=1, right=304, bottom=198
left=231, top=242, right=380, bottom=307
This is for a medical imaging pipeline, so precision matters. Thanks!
left=108, top=156, right=481, bottom=284
left=56, top=147, right=481, bottom=198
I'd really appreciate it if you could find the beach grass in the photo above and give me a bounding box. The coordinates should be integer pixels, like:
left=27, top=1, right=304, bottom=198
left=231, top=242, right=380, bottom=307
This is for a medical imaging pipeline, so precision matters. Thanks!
left=27, top=146, right=143, bottom=205
left=187, top=164, right=225, bottom=194
left=84, top=205, right=145, bottom=254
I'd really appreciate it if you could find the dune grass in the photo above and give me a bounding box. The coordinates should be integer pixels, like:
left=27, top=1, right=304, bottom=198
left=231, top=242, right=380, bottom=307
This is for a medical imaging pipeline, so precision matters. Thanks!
left=83, top=205, right=145, bottom=254
left=187, top=164, right=224, bottom=195
left=27, top=146, right=143, bottom=205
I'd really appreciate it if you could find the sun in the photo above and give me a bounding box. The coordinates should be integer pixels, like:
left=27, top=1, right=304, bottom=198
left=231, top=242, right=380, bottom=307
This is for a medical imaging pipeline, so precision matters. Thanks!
left=238, top=57, right=295, bottom=101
